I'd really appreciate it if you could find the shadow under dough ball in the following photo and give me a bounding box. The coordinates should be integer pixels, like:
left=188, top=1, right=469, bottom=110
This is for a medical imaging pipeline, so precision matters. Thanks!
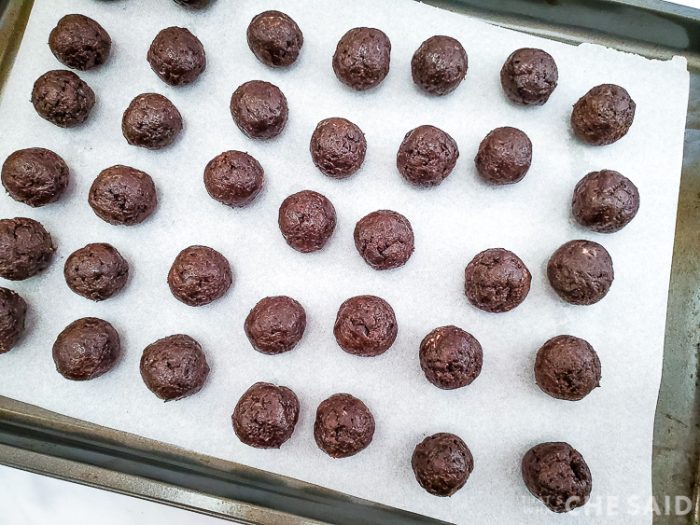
left=64, top=243, right=129, bottom=301
left=122, top=93, right=183, bottom=150
left=52, top=317, right=121, bottom=381
left=232, top=382, right=300, bottom=449
left=535, top=335, right=601, bottom=401
left=333, top=295, right=397, bottom=357
left=31, top=70, right=94, bottom=128
left=354, top=210, right=414, bottom=270
left=572, top=170, right=640, bottom=233
left=0, top=287, right=27, bottom=354
left=173, top=0, right=210, bottom=7
left=2, top=148, right=69, bottom=207
left=420, top=326, right=482, bottom=390
left=0, top=217, right=55, bottom=281
left=500, top=48, right=558, bottom=106
left=168, top=245, right=233, bottom=307
left=247, top=10, right=304, bottom=68
left=412, top=432, right=474, bottom=497
left=474, top=127, right=532, bottom=185
left=245, top=296, right=306, bottom=355
left=547, top=240, right=614, bottom=305
left=332, top=27, right=391, bottom=91
left=397, top=125, right=459, bottom=187
left=204, top=150, right=264, bottom=207
left=230, top=80, right=288, bottom=140
left=88, top=165, right=157, bottom=226
left=465, top=248, right=531, bottom=313
left=310, top=117, right=367, bottom=179
left=148, top=27, right=206, bottom=86
left=571, top=84, right=635, bottom=145
left=49, top=14, right=111, bottom=71
left=278, top=190, right=336, bottom=253
left=522, top=442, right=592, bottom=513
left=411, top=35, right=468, bottom=96
left=314, top=393, right=375, bottom=458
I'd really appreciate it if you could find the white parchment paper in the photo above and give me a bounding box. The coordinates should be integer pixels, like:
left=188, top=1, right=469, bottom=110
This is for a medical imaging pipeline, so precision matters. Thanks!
left=0, top=1, right=690, bottom=523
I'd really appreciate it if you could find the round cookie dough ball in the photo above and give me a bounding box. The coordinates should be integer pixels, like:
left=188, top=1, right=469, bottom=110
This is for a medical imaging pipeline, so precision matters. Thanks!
left=412, top=432, right=473, bottom=497
left=278, top=190, right=336, bottom=253
left=2, top=148, right=69, bottom=207
left=571, top=84, right=635, bottom=146
left=474, top=127, right=532, bottom=185
left=420, top=326, right=482, bottom=390
left=0, top=217, right=55, bottom=280
left=500, top=48, right=558, bottom=106
left=465, top=248, right=531, bottom=313
left=148, top=27, right=206, bottom=86
left=31, top=70, right=95, bottom=128
left=547, top=240, right=613, bottom=305
left=232, top=382, right=300, bottom=448
left=310, top=117, right=367, bottom=179
left=535, top=335, right=601, bottom=401
left=332, top=28, right=391, bottom=91
left=397, top=125, right=459, bottom=187
left=572, top=170, right=640, bottom=233
left=0, top=287, right=27, bottom=354
left=52, top=317, right=120, bottom=380
left=314, top=393, right=375, bottom=458
left=354, top=210, right=414, bottom=270
left=49, top=14, right=111, bottom=71
left=247, top=11, right=303, bottom=68
left=173, top=0, right=210, bottom=8
left=122, top=93, right=183, bottom=150
left=88, top=165, right=157, bottom=226
left=140, top=334, right=210, bottom=401
left=203, top=151, right=264, bottom=208
left=64, top=243, right=129, bottom=301
left=522, top=442, right=592, bottom=513
left=411, top=36, right=467, bottom=96
left=168, top=245, right=232, bottom=306
left=245, top=296, right=306, bottom=355
left=230, top=80, right=288, bottom=140
left=333, top=295, right=397, bottom=357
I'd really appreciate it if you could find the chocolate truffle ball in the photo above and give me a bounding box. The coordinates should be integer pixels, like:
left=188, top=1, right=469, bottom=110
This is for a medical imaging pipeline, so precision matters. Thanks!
left=571, top=84, right=636, bottom=146
left=412, top=433, right=473, bottom=497
left=354, top=210, right=414, bottom=270
left=572, top=170, right=640, bottom=233
left=397, top=125, right=459, bottom=187
left=547, top=240, right=614, bottom=305
left=278, top=190, right=336, bottom=253
left=420, top=326, right=483, bottom=390
left=230, top=80, right=288, bottom=140
left=140, top=334, right=210, bottom=401
left=247, top=11, right=304, bottom=68
left=245, top=296, right=306, bottom=355
left=52, top=317, right=120, bottom=380
left=232, top=382, right=300, bottom=448
left=64, top=243, right=129, bottom=301
left=474, top=127, right=532, bottom=185
left=31, top=70, right=95, bottom=128
left=49, top=14, right=111, bottom=71
left=535, top=335, right=601, bottom=401
left=465, top=248, right=531, bottom=313
left=500, top=48, right=558, bottom=106
left=0, top=217, right=55, bottom=280
left=2, top=148, right=69, bottom=207
left=333, top=295, right=397, bottom=357
left=314, top=393, right=375, bottom=458
left=88, top=165, right=157, bottom=226
left=122, top=93, right=183, bottom=150
left=168, top=245, right=232, bottom=306
left=332, top=28, right=391, bottom=91
left=411, top=36, right=468, bottom=96
left=0, top=287, right=27, bottom=354
left=148, top=27, right=206, bottom=86
left=522, top=442, right=592, bottom=513
left=203, top=151, right=264, bottom=207
left=173, top=0, right=209, bottom=8
left=310, top=117, right=367, bottom=179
